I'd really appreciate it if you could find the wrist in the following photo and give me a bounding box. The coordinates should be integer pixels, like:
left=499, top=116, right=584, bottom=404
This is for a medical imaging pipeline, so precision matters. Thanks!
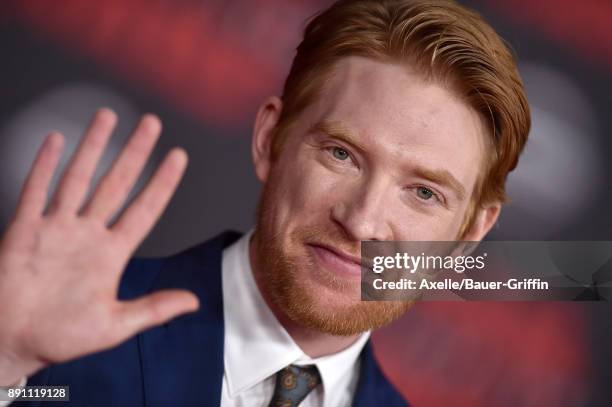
left=0, top=345, right=42, bottom=387
left=0, top=376, right=24, bottom=388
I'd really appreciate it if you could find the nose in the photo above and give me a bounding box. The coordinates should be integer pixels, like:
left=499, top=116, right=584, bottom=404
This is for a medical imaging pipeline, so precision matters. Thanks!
left=330, top=177, right=393, bottom=242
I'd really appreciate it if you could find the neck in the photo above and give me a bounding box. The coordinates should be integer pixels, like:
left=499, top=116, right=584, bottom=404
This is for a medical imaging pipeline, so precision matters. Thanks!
left=249, top=232, right=362, bottom=358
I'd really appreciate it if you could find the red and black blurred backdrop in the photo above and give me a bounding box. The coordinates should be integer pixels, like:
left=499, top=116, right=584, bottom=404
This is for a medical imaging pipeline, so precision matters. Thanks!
left=1, top=1, right=611, bottom=406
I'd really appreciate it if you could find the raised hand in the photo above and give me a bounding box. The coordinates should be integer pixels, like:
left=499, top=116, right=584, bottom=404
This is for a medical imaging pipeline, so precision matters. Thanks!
left=0, top=109, right=199, bottom=386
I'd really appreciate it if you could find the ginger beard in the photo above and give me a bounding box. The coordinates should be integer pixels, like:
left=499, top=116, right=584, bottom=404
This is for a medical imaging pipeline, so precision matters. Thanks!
left=253, top=166, right=414, bottom=336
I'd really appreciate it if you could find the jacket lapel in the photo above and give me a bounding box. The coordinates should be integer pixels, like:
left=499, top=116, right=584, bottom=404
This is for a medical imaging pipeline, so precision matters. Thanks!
left=138, top=231, right=242, bottom=407
left=352, top=340, right=408, bottom=406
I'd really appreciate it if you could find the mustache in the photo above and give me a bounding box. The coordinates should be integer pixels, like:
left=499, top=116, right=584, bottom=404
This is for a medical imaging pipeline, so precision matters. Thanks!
left=295, top=226, right=372, bottom=265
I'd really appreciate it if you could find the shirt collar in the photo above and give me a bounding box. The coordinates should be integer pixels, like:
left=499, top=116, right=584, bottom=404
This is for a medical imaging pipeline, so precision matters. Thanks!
left=222, top=230, right=370, bottom=403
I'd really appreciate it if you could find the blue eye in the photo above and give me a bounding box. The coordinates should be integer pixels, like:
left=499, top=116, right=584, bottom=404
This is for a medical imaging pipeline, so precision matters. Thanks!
left=416, top=186, right=435, bottom=200
left=331, top=147, right=350, bottom=161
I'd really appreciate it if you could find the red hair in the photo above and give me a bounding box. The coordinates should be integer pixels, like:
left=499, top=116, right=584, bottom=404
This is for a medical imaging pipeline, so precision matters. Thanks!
left=272, top=0, right=531, bottom=236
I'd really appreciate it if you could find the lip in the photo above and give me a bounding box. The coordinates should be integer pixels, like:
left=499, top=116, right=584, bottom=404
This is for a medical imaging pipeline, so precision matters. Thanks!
left=308, top=243, right=363, bottom=279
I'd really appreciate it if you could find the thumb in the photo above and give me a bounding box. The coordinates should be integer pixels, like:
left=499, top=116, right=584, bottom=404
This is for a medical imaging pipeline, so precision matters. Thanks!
left=116, top=290, right=200, bottom=337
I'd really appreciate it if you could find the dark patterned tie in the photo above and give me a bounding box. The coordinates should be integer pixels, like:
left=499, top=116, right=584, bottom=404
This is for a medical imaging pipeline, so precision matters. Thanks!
left=268, top=364, right=321, bottom=407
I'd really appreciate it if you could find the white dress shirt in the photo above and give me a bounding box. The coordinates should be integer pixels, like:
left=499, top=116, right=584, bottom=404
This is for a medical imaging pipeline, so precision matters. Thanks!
left=221, top=230, right=370, bottom=406
left=1, top=230, right=370, bottom=406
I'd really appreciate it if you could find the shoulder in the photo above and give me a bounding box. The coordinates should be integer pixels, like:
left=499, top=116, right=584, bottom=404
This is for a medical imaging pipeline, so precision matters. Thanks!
left=118, top=230, right=243, bottom=300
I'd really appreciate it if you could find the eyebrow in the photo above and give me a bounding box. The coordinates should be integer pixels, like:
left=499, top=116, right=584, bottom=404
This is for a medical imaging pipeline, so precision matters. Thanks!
left=310, top=120, right=467, bottom=201
left=309, top=120, right=367, bottom=152
left=413, top=167, right=466, bottom=201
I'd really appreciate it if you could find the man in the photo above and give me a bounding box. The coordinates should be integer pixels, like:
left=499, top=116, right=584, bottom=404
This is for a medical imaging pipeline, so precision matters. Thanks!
left=0, top=0, right=530, bottom=405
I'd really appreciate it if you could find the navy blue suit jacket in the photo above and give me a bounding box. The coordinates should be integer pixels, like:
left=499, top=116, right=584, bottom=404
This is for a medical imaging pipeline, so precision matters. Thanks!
left=19, top=231, right=407, bottom=406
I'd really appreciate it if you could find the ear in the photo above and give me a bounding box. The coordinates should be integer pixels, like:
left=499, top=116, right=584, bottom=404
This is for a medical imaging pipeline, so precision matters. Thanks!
left=252, top=96, right=283, bottom=183
left=461, top=202, right=502, bottom=242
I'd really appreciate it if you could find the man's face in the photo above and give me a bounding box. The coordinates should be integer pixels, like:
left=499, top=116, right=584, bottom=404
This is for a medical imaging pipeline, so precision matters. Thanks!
left=252, top=56, right=493, bottom=335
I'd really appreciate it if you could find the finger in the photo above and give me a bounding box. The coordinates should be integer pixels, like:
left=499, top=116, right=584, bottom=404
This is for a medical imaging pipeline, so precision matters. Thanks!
left=14, top=132, right=64, bottom=221
left=48, top=108, right=117, bottom=215
left=112, top=148, right=188, bottom=250
left=82, top=114, right=161, bottom=222
left=116, top=290, right=199, bottom=338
